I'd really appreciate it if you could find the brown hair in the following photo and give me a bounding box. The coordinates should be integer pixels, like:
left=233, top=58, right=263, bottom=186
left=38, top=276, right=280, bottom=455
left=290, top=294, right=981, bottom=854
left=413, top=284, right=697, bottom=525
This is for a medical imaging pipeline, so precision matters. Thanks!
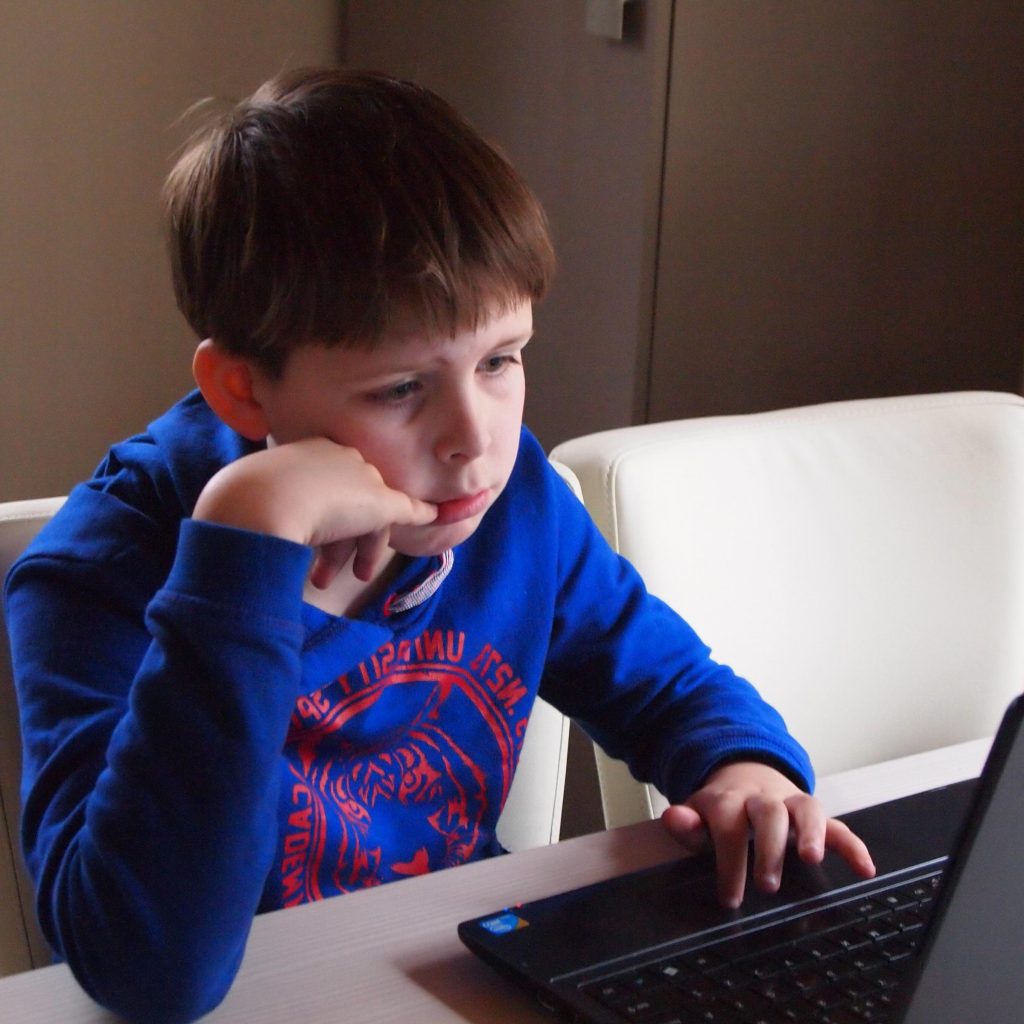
left=164, top=67, right=555, bottom=376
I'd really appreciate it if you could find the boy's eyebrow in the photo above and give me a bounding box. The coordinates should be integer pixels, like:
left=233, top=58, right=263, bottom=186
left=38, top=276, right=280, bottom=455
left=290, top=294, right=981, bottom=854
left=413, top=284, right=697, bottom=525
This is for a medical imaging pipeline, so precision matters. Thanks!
left=487, top=328, right=535, bottom=356
left=349, top=330, right=535, bottom=384
left=496, top=329, right=534, bottom=350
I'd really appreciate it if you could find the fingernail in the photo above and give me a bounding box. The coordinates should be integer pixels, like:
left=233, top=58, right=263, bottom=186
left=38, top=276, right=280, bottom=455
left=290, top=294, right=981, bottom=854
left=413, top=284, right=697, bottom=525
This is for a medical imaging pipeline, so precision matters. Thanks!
left=800, top=841, right=825, bottom=862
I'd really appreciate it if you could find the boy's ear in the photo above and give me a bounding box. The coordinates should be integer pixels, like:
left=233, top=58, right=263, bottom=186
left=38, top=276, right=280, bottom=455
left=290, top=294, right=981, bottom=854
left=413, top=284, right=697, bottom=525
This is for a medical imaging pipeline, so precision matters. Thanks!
left=192, top=339, right=271, bottom=442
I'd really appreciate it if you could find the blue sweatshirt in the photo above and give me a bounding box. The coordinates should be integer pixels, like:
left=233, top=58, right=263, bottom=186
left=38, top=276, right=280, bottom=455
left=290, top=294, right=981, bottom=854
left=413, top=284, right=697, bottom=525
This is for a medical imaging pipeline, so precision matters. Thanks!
left=5, top=391, right=812, bottom=1023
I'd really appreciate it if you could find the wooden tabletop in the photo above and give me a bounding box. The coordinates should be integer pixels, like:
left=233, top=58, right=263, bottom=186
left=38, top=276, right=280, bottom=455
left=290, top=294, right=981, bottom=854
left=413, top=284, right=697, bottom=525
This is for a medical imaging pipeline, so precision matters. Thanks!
left=0, top=738, right=989, bottom=1023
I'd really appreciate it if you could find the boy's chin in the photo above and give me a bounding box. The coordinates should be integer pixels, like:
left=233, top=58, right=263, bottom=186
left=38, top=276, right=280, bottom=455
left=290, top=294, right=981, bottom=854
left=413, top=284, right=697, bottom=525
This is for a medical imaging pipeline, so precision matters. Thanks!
left=391, top=516, right=484, bottom=558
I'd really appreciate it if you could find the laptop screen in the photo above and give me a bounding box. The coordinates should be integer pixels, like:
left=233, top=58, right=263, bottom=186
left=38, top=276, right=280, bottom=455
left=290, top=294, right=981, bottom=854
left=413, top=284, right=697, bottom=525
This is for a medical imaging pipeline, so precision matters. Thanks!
left=899, top=693, right=1024, bottom=1023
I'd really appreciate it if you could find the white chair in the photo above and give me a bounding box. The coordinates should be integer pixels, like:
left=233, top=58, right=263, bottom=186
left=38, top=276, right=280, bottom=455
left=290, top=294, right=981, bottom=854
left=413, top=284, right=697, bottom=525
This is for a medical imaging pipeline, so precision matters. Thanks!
left=0, top=496, right=569, bottom=978
left=496, top=696, right=570, bottom=852
left=550, top=391, right=1024, bottom=828
left=494, top=464, right=577, bottom=852
left=0, top=497, right=63, bottom=976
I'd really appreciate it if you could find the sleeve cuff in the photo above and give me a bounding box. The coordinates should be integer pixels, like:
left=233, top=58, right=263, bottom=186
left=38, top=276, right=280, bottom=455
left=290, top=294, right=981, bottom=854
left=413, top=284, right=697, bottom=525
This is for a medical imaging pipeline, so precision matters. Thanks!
left=165, top=518, right=314, bottom=623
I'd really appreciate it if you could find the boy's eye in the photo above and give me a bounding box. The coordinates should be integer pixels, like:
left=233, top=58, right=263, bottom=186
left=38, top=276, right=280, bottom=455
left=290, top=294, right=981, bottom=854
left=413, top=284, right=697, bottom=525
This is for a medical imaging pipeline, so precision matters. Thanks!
left=481, top=354, right=519, bottom=374
left=371, top=379, right=422, bottom=404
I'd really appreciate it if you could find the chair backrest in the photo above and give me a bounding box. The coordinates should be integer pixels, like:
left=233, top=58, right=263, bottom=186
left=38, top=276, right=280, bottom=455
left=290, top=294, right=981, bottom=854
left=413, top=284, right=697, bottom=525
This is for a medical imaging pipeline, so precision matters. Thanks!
left=550, top=392, right=1024, bottom=828
left=496, top=695, right=570, bottom=851
left=0, top=495, right=568, bottom=978
left=0, top=497, right=64, bottom=976
left=495, top=462, right=577, bottom=851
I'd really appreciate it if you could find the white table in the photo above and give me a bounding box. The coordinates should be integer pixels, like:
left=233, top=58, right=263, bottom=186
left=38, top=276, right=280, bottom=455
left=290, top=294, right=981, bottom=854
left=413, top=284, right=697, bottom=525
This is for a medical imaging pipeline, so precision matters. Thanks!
left=0, top=739, right=989, bottom=1023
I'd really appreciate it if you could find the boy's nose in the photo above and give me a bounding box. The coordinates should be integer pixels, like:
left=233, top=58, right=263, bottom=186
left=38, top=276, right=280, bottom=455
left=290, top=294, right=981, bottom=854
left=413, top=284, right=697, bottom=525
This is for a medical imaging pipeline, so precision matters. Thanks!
left=434, top=393, right=489, bottom=463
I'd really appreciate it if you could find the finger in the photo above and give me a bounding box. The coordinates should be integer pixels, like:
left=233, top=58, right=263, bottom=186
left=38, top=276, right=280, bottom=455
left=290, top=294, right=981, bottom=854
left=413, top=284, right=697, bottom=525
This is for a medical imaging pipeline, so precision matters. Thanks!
left=336, top=487, right=435, bottom=537
left=396, top=495, right=439, bottom=526
left=694, top=793, right=751, bottom=909
left=352, top=529, right=392, bottom=582
left=747, top=796, right=791, bottom=894
left=660, top=805, right=710, bottom=855
left=350, top=490, right=434, bottom=538
left=309, top=539, right=357, bottom=590
left=786, top=794, right=829, bottom=864
left=824, top=818, right=877, bottom=879
left=343, top=451, right=436, bottom=527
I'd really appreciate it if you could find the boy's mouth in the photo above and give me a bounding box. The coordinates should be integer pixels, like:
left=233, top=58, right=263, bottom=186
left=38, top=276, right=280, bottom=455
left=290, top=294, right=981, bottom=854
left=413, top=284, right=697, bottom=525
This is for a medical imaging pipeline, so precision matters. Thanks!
left=433, top=489, right=491, bottom=525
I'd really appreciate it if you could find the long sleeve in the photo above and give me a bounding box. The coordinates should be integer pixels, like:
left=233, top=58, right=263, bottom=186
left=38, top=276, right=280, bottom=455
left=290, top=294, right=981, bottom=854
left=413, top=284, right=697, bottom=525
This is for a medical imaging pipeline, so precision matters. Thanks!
left=7, top=499, right=312, bottom=1024
left=539, top=465, right=814, bottom=803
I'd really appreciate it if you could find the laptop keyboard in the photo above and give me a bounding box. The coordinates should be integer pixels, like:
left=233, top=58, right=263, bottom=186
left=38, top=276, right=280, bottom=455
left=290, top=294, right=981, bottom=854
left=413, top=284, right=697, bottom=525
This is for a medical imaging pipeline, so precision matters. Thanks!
left=580, top=871, right=941, bottom=1024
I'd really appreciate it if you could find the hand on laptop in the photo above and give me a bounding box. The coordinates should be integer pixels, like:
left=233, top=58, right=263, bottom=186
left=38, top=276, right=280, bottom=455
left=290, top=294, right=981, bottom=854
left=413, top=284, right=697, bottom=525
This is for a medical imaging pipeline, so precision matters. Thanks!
left=661, top=761, right=876, bottom=909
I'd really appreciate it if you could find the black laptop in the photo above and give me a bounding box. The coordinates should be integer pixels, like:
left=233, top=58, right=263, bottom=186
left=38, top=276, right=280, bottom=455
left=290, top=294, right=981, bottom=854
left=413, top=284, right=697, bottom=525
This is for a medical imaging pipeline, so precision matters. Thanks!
left=460, top=695, right=1024, bottom=1023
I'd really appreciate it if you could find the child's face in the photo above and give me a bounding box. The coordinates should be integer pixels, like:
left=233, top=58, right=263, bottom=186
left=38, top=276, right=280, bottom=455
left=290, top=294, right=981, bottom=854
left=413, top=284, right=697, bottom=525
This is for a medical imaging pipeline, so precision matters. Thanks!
left=250, top=300, right=533, bottom=557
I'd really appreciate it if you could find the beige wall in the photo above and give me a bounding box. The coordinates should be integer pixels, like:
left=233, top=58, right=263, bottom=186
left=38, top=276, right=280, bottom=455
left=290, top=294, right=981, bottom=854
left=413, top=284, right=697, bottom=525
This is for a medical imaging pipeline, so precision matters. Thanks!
left=1, top=2, right=340, bottom=502
left=648, top=1, right=1024, bottom=422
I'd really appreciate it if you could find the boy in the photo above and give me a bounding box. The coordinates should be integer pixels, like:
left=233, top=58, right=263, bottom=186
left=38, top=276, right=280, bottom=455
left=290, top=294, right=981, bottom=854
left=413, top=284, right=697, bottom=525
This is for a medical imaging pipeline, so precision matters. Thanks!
left=5, top=68, right=873, bottom=1023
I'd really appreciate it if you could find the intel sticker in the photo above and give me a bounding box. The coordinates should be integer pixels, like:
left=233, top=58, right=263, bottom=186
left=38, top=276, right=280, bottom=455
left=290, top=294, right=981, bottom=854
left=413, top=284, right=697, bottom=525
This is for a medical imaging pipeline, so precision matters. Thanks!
left=480, top=911, right=529, bottom=935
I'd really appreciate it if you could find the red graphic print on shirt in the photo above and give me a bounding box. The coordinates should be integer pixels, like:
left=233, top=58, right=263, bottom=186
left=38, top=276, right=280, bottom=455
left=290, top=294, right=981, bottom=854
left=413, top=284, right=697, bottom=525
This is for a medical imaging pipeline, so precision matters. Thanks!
left=278, top=629, right=530, bottom=907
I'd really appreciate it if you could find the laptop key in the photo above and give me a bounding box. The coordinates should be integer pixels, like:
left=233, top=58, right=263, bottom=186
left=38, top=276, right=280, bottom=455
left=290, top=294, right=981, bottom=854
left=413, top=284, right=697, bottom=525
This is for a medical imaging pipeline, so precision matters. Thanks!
left=877, top=938, right=916, bottom=964
left=626, top=994, right=704, bottom=1023
left=630, top=970, right=672, bottom=993
left=849, top=948, right=887, bottom=973
left=681, top=949, right=729, bottom=974
left=877, top=890, right=916, bottom=914
left=871, top=967, right=903, bottom=991
left=586, top=980, right=632, bottom=1008
left=832, top=925, right=873, bottom=952
left=751, top=975, right=801, bottom=1005
left=817, top=1008, right=868, bottom=1024
left=850, top=898, right=891, bottom=921
left=806, top=983, right=849, bottom=1011
left=657, top=962, right=698, bottom=983
left=688, top=1004, right=746, bottom=1024
left=717, top=988, right=773, bottom=1015
left=715, top=966, right=756, bottom=991
left=797, top=934, right=843, bottom=961
left=897, top=910, right=927, bottom=934
left=748, top=954, right=791, bottom=980
left=788, top=966, right=827, bottom=995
